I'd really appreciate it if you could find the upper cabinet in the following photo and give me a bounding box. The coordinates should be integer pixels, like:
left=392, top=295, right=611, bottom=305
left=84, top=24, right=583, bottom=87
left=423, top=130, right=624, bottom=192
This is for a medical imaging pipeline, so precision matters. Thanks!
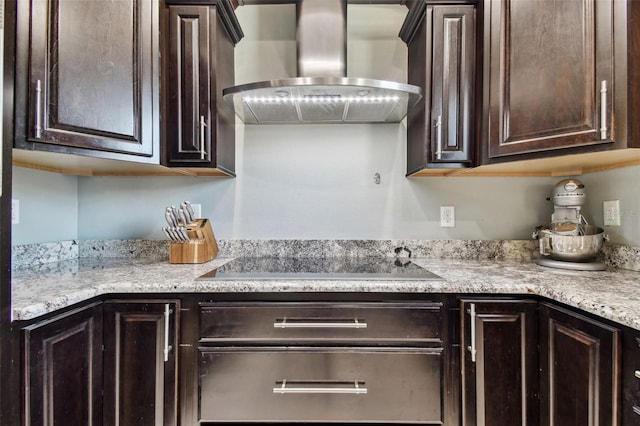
left=401, top=2, right=477, bottom=176
left=12, top=0, right=243, bottom=177
left=162, top=0, right=243, bottom=176
left=14, top=0, right=160, bottom=162
left=478, top=0, right=640, bottom=172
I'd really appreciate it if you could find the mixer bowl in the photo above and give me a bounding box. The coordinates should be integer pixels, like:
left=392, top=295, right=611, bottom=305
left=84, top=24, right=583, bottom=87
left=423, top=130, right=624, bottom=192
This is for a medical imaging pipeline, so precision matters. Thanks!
left=535, top=225, right=607, bottom=262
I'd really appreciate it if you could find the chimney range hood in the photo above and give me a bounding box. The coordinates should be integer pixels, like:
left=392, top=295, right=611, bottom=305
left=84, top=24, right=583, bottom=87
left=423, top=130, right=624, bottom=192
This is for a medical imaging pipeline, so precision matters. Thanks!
left=223, top=0, right=422, bottom=124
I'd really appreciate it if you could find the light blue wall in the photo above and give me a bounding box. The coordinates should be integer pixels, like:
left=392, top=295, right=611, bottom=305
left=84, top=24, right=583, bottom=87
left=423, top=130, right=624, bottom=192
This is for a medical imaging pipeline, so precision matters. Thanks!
left=11, top=167, right=78, bottom=245
left=12, top=145, right=640, bottom=246
left=77, top=123, right=557, bottom=242
left=581, top=166, right=640, bottom=247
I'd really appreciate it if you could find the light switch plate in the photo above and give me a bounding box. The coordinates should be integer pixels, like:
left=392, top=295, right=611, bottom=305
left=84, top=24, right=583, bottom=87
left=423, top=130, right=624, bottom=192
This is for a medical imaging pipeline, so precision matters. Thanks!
left=603, top=200, right=620, bottom=226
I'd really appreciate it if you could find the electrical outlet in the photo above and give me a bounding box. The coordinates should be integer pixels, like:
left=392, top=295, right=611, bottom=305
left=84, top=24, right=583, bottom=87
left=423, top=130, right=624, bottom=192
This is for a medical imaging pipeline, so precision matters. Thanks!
left=603, top=200, right=621, bottom=226
left=11, top=199, right=19, bottom=225
left=191, top=203, right=202, bottom=219
left=440, top=206, right=455, bottom=227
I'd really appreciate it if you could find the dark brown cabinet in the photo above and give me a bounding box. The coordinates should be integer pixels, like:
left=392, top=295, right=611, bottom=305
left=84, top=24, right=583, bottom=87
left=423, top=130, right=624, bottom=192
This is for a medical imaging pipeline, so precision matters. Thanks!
left=401, top=3, right=476, bottom=176
left=481, top=0, right=640, bottom=163
left=162, top=0, right=243, bottom=175
left=622, top=327, right=640, bottom=425
left=460, top=299, right=538, bottom=426
left=15, top=0, right=159, bottom=162
left=539, top=302, right=620, bottom=426
left=103, top=300, right=179, bottom=426
left=23, top=303, right=103, bottom=426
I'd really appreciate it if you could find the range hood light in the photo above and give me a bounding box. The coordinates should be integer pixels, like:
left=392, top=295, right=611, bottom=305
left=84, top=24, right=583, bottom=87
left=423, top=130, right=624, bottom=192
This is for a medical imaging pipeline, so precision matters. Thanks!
left=241, top=95, right=402, bottom=104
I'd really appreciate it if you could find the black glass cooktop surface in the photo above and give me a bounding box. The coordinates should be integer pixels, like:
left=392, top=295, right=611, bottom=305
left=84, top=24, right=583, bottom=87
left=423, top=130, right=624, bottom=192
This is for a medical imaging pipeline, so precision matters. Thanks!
left=197, top=257, right=443, bottom=281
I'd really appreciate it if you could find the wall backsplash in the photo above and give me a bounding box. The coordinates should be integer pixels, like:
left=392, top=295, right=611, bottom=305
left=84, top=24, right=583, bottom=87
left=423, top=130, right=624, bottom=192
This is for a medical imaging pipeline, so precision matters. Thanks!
left=11, top=239, right=640, bottom=273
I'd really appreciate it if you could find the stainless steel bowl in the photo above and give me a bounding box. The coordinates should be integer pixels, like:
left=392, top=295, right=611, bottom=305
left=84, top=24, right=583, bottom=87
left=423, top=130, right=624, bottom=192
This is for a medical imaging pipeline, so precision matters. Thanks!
left=535, top=225, right=607, bottom=262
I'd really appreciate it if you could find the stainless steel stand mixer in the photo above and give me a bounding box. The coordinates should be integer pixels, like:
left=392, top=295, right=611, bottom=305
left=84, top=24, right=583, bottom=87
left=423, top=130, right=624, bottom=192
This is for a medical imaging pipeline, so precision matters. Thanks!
left=533, top=178, right=607, bottom=271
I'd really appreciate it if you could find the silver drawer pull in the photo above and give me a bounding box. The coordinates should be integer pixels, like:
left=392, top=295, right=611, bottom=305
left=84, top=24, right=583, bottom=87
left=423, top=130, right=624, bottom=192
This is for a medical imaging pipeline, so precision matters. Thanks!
left=600, top=80, right=608, bottom=140
left=273, top=380, right=367, bottom=395
left=163, top=303, right=173, bottom=362
left=35, top=79, right=43, bottom=138
left=467, top=303, right=477, bottom=363
left=635, top=370, right=640, bottom=379
left=199, top=115, right=207, bottom=160
left=633, top=405, right=640, bottom=416
left=274, top=318, right=367, bottom=329
left=435, top=115, right=442, bottom=160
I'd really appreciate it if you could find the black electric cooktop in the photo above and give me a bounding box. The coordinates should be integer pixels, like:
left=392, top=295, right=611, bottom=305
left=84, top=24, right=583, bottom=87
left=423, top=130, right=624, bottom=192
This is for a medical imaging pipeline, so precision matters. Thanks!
left=197, top=257, right=443, bottom=281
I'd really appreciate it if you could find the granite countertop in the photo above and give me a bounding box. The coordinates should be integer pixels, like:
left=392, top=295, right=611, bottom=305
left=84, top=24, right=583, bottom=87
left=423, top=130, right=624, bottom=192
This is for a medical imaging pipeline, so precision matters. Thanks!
left=11, top=257, right=640, bottom=330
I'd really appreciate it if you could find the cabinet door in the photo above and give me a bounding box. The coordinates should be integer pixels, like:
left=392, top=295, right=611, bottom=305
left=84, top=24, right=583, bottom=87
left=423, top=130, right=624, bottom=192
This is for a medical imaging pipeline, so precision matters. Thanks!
left=539, top=303, right=620, bottom=426
left=460, top=299, right=538, bottom=426
left=484, top=0, right=614, bottom=159
left=164, top=5, right=236, bottom=173
left=23, top=303, right=103, bottom=426
left=103, top=301, right=179, bottom=426
left=622, top=328, right=640, bottom=425
left=16, top=0, right=157, bottom=157
left=406, top=5, right=476, bottom=175
left=430, top=6, right=475, bottom=165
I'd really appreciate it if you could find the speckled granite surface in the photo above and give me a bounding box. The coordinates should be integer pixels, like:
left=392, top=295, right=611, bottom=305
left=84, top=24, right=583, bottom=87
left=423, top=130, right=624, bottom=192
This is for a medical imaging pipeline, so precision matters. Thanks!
left=13, top=238, right=640, bottom=270
left=11, top=256, right=640, bottom=332
left=13, top=239, right=541, bottom=269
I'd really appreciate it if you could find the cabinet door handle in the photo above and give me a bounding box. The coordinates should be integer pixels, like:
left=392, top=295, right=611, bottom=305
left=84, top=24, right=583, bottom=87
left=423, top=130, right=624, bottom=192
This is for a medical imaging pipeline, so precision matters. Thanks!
left=163, top=303, right=173, bottom=362
left=635, top=370, right=640, bottom=379
left=35, top=79, right=43, bottom=138
left=467, top=303, right=477, bottom=363
left=600, top=80, right=608, bottom=140
left=199, top=115, right=207, bottom=160
left=274, top=318, right=367, bottom=329
left=435, top=115, right=442, bottom=160
left=274, top=380, right=367, bottom=395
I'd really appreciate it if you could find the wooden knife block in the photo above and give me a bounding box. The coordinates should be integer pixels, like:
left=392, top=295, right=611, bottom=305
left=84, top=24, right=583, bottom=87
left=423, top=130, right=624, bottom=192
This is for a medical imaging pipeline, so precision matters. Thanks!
left=169, top=218, right=219, bottom=264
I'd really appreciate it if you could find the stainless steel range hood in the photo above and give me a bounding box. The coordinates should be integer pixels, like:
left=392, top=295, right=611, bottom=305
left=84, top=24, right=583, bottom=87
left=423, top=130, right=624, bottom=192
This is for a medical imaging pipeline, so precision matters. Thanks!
left=223, top=0, right=422, bottom=124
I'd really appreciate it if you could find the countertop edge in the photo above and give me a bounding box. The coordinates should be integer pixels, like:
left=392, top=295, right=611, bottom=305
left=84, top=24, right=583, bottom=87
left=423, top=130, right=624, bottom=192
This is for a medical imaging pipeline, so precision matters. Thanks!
left=11, top=258, right=640, bottom=331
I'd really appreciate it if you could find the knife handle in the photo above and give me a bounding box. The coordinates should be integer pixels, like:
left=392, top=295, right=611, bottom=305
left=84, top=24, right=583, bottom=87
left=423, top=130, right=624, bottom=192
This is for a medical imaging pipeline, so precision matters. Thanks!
left=165, top=211, right=177, bottom=228
left=184, top=201, right=196, bottom=221
left=179, top=208, right=189, bottom=226
left=178, top=227, right=191, bottom=242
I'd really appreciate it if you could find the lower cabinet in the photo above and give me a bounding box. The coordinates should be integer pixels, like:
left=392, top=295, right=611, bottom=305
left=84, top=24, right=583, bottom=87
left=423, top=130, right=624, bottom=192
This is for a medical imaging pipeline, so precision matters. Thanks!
left=622, top=327, right=640, bottom=425
left=460, top=299, right=539, bottom=426
left=539, top=302, right=620, bottom=426
left=103, top=300, right=180, bottom=426
left=19, top=294, right=632, bottom=425
left=23, top=303, right=103, bottom=426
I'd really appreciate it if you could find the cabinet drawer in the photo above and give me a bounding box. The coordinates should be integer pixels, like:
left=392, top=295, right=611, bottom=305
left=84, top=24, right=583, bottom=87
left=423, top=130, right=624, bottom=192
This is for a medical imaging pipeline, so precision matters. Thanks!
left=199, top=302, right=442, bottom=344
left=199, top=348, right=443, bottom=423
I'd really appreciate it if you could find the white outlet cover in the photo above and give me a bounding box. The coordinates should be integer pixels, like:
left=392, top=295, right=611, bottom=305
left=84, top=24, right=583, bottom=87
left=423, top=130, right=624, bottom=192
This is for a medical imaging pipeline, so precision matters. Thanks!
left=603, top=200, right=621, bottom=226
left=191, top=204, right=202, bottom=219
left=11, top=199, right=19, bottom=225
left=440, top=206, right=455, bottom=228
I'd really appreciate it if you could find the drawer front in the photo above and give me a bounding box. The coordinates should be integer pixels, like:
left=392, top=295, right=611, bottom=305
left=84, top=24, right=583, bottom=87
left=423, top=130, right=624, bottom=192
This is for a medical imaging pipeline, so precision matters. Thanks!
left=199, top=348, right=443, bottom=423
left=199, top=302, right=442, bottom=344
